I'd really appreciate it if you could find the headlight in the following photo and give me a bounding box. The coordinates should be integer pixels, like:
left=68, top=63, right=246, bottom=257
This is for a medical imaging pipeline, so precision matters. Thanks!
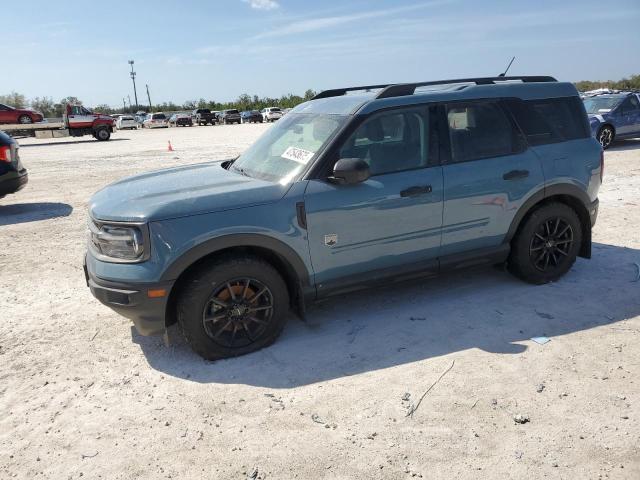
left=88, top=219, right=149, bottom=263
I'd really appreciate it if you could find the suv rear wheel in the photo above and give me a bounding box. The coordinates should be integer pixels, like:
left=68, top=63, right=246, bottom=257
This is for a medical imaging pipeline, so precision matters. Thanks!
left=508, top=202, right=582, bottom=284
left=177, top=255, right=290, bottom=360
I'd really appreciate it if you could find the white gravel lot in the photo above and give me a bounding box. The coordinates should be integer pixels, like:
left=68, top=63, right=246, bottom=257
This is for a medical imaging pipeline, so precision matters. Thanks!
left=0, top=124, right=639, bottom=479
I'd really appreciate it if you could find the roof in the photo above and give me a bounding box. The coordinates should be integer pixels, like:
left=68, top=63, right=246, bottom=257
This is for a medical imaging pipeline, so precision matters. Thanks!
left=292, top=77, right=581, bottom=116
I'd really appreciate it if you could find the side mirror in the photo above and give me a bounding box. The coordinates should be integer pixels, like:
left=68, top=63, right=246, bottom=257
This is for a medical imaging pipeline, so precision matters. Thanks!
left=329, top=158, right=370, bottom=185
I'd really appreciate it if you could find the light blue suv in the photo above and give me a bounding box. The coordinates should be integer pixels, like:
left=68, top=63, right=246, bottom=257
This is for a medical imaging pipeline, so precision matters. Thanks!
left=85, top=76, right=603, bottom=360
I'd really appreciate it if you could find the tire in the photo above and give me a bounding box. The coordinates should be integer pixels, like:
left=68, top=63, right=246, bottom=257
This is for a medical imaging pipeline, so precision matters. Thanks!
left=177, top=255, right=290, bottom=360
left=18, top=115, right=33, bottom=124
left=597, top=125, right=614, bottom=150
left=508, top=202, right=582, bottom=284
left=95, top=128, right=111, bottom=141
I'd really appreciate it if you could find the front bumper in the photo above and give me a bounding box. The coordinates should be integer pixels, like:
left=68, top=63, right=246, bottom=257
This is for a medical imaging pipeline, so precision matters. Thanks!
left=0, top=170, right=28, bottom=196
left=84, top=256, right=174, bottom=336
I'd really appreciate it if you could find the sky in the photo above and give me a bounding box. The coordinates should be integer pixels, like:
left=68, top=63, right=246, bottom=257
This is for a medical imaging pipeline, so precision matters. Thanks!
left=2, top=0, right=640, bottom=108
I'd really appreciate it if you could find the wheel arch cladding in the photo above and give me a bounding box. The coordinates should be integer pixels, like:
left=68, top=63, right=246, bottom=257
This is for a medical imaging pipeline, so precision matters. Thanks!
left=506, top=186, right=592, bottom=259
left=162, top=235, right=311, bottom=327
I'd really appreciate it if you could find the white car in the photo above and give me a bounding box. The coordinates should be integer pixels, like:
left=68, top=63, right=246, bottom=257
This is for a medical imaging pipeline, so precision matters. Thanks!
left=142, top=113, right=169, bottom=129
left=116, top=115, right=139, bottom=130
left=261, top=107, right=283, bottom=122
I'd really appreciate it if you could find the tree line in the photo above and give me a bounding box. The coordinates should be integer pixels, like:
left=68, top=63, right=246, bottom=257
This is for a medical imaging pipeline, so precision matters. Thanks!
left=574, top=74, right=639, bottom=92
left=2, top=74, right=638, bottom=118
left=0, top=90, right=317, bottom=118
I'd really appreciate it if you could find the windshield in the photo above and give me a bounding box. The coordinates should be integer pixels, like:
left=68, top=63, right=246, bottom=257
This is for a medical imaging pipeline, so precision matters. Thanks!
left=231, top=113, right=348, bottom=183
left=152, top=114, right=166, bottom=120
left=583, top=96, right=623, bottom=114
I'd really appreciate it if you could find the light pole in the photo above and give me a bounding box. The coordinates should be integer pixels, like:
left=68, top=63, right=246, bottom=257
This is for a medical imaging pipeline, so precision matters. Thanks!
left=122, top=97, right=127, bottom=113
left=128, top=60, right=139, bottom=109
left=146, top=84, right=152, bottom=112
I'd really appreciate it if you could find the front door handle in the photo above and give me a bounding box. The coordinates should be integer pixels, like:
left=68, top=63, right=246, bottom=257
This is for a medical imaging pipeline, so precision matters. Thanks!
left=400, top=185, right=432, bottom=197
left=503, top=169, right=529, bottom=181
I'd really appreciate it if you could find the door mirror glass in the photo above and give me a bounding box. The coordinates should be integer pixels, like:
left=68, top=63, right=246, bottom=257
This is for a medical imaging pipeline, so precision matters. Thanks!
left=330, top=158, right=370, bottom=184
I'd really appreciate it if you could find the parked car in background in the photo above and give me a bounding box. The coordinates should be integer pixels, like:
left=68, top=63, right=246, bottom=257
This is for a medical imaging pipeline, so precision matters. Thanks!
left=219, top=109, right=241, bottom=124
left=0, top=131, right=28, bottom=199
left=0, top=104, right=44, bottom=124
left=192, top=109, right=217, bottom=126
left=583, top=92, right=640, bottom=149
left=85, top=75, right=602, bottom=361
left=169, top=113, right=193, bottom=127
left=142, top=113, right=169, bottom=129
left=282, top=108, right=292, bottom=116
left=261, top=107, right=282, bottom=122
left=116, top=115, right=139, bottom=130
left=240, top=110, right=263, bottom=123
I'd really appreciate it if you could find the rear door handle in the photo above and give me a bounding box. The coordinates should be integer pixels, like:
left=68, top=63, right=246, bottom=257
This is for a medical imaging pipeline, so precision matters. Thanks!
left=503, top=169, right=529, bottom=181
left=400, top=185, right=432, bottom=197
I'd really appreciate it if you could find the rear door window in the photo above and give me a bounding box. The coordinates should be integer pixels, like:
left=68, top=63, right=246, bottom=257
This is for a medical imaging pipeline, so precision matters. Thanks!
left=506, top=97, right=588, bottom=145
left=445, top=101, right=522, bottom=163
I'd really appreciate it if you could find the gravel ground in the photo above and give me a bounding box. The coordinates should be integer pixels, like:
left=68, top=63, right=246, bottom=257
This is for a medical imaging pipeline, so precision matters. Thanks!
left=0, top=124, right=639, bottom=479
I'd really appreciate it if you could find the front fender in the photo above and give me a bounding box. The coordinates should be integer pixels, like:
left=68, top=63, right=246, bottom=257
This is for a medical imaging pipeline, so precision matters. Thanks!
left=160, top=232, right=311, bottom=290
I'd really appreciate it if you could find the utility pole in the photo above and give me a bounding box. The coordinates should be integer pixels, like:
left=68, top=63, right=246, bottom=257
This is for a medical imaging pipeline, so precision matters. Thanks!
left=128, top=60, right=139, bottom=109
left=145, top=84, right=152, bottom=112
left=127, top=95, right=132, bottom=110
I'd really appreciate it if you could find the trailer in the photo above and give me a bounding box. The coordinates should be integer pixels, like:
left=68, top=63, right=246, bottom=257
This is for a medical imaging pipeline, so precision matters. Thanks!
left=1, top=105, right=115, bottom=141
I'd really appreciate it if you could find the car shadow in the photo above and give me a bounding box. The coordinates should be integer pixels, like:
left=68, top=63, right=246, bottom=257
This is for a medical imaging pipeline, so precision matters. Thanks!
left=134, top=242, right=640, bottom=388
left=0, top=202, right=73, bottom=226
left=608, top=138, right=640, bottom=152
left=18, top=138, right=130, bottom=148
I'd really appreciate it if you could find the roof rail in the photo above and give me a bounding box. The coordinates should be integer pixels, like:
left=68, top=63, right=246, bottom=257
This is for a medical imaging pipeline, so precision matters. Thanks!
left=376, top=76, right=557, bottom=99
left=312, top=76, right=557, bottom=101
left=312, top=84, right=392, bottom=100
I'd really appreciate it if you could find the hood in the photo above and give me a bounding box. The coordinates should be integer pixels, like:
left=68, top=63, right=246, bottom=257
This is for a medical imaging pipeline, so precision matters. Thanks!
left=89, top=162, right=290, bottom=222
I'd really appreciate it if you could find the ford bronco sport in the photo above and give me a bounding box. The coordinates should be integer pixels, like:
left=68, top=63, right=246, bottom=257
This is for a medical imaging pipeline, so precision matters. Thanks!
left=85, top=76, right=602, bottom=360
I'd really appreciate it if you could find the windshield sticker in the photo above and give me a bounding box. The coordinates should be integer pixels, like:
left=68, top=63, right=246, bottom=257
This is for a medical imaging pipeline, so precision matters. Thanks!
left=281, top=146, right=315, bottom=164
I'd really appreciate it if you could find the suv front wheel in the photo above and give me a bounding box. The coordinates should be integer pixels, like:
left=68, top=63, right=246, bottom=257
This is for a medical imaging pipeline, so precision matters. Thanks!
left=177, top=255, right=290, bottom=360
left=508, top=202, right=582, bottom=284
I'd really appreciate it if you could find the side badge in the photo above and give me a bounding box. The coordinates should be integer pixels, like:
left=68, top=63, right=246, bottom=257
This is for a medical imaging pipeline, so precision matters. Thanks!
left=324, top=234, right=338, bottom=247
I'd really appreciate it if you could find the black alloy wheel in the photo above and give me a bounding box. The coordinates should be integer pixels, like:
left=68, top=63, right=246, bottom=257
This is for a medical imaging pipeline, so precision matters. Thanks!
left=202, top=278, right=274, bottom=348
left=529, top=217, right=574, bottom=272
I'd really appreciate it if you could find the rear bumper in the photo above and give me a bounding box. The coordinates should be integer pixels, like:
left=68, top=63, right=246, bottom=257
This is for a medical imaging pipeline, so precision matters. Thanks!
left=0, top=171, right=28, bottom=196
left=84, top=256, right=173, bottom=336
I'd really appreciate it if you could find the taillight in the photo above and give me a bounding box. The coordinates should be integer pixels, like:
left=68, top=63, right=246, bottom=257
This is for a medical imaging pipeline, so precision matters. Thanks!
left=0, top=145, right=11, bottom=163
left=600, top=150, right=604, bottom=183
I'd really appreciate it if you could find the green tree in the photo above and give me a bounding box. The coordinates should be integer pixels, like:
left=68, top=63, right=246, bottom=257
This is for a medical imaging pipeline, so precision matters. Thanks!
left=0, top=91, right=27, bottom=108
left=30, top=96, right=56, bottom=117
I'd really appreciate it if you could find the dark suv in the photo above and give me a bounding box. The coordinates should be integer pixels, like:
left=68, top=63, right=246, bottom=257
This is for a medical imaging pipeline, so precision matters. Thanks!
left=192, top=109, right=217, bottom=126
left=85, top=76, right=602, bottom=360
left=0, top=131, right=28, bottom=198
left=219, top=109, right=241, bottom=124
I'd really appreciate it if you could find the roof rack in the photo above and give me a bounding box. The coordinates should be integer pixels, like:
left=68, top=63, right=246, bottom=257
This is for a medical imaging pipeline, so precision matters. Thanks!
left=312, top=76, right=557, bottom=101
left=312, top=84, right=394, bottom=100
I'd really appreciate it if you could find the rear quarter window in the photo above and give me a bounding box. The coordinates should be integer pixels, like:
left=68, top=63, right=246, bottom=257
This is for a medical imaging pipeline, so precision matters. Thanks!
left=506, top=97, right=589, bottom=146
